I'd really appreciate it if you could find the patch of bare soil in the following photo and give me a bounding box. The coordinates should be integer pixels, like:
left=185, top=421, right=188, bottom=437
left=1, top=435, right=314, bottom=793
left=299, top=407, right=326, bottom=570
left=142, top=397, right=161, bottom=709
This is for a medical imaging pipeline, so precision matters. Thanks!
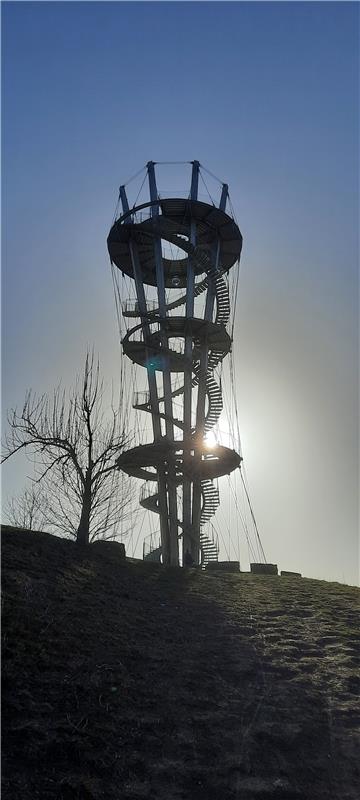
left=2, top=530, right=359, bottom=799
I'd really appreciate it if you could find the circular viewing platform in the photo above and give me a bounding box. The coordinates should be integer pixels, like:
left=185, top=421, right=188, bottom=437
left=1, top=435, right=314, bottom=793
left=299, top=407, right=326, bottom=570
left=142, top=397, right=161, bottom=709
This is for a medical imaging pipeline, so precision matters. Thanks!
left=107, top=198, right=242, bottom=287
left=122, top=316, right=232, bottom=371
left=116, top=440, right=241, bottom=482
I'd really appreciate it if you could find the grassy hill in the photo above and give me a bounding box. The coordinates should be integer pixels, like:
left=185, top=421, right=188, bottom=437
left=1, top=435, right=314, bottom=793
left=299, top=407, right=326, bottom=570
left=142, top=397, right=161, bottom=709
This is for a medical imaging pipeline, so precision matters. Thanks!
left=2, top=529, right=359, bottom=800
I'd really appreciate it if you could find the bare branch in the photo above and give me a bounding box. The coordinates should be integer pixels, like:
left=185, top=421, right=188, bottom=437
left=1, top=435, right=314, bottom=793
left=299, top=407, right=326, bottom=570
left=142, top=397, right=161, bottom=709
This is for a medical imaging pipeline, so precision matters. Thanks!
left=2, top=350, right=133, bottom=545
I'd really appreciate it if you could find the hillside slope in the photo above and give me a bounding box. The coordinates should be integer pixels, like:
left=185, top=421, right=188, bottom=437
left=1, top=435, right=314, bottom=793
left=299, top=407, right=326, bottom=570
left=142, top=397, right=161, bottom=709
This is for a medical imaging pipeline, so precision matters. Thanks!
left=2, top=530, right=359, bottom=800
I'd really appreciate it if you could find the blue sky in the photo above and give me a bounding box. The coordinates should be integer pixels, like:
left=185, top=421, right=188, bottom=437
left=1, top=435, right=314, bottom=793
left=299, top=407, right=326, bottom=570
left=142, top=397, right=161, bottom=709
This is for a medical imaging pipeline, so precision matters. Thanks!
left=2, top=2, right=359, bottom=583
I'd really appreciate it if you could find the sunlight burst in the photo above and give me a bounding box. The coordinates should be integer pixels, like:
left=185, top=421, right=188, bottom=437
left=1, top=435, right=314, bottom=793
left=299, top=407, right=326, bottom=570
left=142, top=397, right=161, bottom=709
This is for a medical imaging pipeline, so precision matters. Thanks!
left=204, top=431, right=217, bottom=449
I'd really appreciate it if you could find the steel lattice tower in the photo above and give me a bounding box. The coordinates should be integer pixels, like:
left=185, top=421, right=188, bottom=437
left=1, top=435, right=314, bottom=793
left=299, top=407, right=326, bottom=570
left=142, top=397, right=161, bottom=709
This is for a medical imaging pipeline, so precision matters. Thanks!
left=108, top=161, right=243, bottom=566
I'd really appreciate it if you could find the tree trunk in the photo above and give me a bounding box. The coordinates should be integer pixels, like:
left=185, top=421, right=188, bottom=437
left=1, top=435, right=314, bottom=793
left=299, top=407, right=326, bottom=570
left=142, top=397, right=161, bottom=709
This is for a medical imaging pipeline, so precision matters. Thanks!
left=77, top=474, right=92, bottom=546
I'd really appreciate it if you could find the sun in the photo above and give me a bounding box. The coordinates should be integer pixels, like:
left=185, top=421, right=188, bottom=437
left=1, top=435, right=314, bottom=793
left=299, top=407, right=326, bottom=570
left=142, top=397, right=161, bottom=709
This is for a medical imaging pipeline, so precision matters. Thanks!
left=204, top=431, right=217, bottom=449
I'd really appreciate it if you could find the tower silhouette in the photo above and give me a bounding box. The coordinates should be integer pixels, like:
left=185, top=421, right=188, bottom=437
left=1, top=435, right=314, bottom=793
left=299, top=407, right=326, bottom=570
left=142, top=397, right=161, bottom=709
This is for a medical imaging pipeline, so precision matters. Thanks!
left=108, top=161, right=242, bottom=566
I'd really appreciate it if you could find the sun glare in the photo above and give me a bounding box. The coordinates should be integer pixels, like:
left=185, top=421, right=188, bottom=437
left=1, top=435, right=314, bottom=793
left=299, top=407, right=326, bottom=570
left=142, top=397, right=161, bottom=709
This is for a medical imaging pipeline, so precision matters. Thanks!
left=204, top=432, right=217, bottom=449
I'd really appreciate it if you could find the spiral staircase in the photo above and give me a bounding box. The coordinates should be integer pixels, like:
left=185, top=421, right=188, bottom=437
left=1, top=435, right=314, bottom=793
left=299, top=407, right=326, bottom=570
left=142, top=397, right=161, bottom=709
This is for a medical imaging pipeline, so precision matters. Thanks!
left=108, top=162, right=242, bottom=567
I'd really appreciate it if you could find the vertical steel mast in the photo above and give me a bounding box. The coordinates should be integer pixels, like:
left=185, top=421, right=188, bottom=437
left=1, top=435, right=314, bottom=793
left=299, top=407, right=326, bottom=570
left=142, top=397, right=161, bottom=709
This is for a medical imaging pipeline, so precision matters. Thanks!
left=108, top=161, right=243, bottom=566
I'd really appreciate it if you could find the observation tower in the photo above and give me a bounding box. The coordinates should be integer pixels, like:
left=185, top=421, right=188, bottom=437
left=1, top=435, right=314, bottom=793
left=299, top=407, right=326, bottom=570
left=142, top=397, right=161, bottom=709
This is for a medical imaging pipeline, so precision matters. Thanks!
left=108, top=161, right=243, bottom=567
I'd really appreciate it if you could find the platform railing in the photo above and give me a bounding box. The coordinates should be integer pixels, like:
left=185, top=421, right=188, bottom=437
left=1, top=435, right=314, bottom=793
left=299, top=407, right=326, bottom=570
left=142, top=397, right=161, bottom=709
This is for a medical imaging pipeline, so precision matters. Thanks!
left=125, top=322, right=187, bottom=356
left=140, top=482, right=157, bottom=503
left=143, top=531, right=161, bottom=560
left=122, top=299, right=158, bottom=318
left=133, top=391, right=151, bottom=410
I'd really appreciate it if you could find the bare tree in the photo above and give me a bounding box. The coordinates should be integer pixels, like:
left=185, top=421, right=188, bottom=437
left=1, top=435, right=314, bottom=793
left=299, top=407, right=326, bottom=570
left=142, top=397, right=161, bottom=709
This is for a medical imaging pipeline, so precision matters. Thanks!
left=2, top=352, right=132, bottom=545
left=4, top=483, right=49, bottom=531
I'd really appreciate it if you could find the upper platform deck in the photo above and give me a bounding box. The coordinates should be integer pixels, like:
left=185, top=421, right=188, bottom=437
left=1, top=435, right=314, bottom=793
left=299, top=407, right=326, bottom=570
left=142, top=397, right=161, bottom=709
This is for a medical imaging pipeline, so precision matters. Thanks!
left=107, top=197, right=242, bottom=288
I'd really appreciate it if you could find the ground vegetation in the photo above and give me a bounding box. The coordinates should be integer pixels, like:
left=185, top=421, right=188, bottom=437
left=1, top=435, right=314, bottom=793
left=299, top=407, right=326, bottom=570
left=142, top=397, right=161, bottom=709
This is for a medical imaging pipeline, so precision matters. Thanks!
left=2, top=529, right=359, bottom=799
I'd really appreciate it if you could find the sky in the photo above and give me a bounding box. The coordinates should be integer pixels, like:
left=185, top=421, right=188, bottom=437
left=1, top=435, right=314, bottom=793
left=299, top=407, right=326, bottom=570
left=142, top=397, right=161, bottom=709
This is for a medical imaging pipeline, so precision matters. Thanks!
left=1, top=1, right=359, bottom=584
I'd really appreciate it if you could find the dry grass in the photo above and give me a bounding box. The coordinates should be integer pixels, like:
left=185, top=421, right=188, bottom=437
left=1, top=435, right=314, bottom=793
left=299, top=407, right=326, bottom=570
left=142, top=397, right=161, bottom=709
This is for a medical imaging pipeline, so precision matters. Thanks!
left=2, top=529, right=359, bottom=799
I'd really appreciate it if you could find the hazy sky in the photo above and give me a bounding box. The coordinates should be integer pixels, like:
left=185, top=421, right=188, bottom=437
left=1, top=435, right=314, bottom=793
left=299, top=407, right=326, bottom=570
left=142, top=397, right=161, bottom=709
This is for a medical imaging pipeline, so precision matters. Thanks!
left=2, top=1, right=359, bottom=584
